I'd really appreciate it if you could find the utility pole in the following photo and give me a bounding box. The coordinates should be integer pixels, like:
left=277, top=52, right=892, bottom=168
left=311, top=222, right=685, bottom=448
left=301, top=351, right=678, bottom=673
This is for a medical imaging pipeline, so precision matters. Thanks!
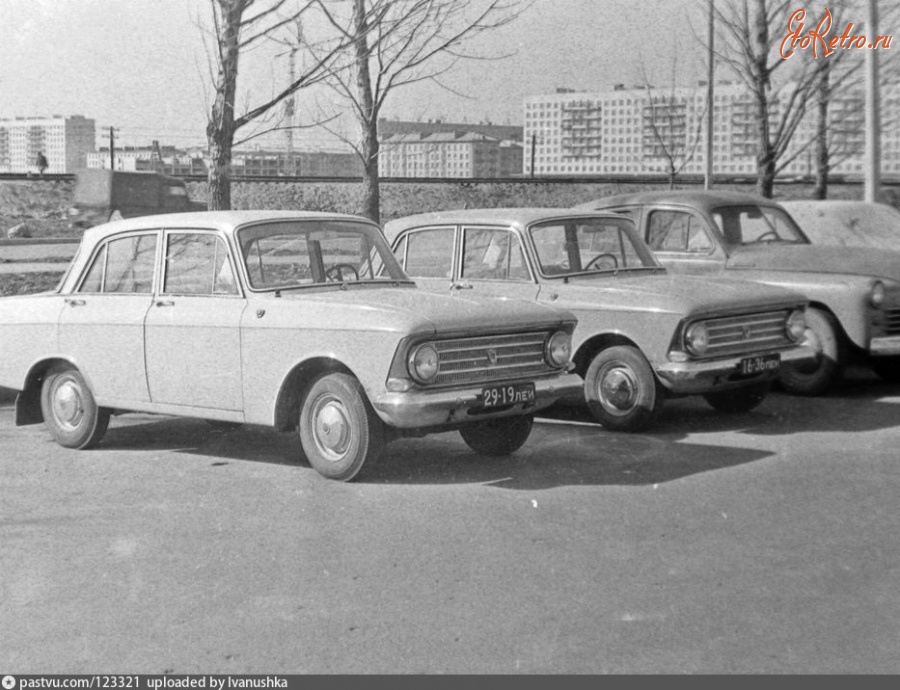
left=704, top=0, right=714, bottom=189
left=279, top=18, right=304, bottom=177
left=864, top=0, right=881, bottom=202
left=530, top=134, right=536, bottom=178
left=109, top=126, right=116, bottom=170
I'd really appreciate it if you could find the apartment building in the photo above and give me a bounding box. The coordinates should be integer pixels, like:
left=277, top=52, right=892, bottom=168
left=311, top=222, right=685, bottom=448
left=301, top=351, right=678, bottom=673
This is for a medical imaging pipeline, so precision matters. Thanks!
left=524, top=82, right=894, bottom=178
left=0, top=115, right=95, bottom=173
left=379, top=131, right=523, bottom=178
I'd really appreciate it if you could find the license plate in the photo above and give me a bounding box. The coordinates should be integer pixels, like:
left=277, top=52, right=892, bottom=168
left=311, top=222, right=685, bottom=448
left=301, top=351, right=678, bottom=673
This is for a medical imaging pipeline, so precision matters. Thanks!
left=739, top=353, right=781, bottom=376
left=481, top=382, right=536, bottom=408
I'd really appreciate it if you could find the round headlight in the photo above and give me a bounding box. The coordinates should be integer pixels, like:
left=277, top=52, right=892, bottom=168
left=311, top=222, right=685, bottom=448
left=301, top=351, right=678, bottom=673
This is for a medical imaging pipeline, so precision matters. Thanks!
left=408, top=343, right=439, bottom=384
left=871, top=280, right=885, bottom=308
left=684, top=322, right=709, bottom=356
left=785, top=309, right=807, bottom=342
left=545, top=331, right=572, bottom=367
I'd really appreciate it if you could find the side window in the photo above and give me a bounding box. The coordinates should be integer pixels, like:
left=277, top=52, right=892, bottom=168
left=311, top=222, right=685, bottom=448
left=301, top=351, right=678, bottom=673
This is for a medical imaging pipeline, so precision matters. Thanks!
left=402, top=228, right=454, bottom=278
left=462, top=228, right=529, bottom=281
left=647, top=210, right=712, bottom=253
left=80, top=234, right=157, bottom=294
left=164, top=233, right=238, bottom=296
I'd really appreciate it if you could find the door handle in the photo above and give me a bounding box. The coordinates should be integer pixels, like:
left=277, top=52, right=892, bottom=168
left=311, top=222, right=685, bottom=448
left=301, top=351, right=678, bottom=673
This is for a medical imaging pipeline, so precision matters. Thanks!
left=64, top=298, right=85, bottom=307
left=155, top=300, right=175, bottom=307
left=451, top=282, right=473, bottom=291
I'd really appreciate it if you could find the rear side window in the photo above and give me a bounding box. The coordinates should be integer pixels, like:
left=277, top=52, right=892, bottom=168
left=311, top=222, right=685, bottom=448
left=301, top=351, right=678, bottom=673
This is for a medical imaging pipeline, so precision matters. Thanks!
left=79, top=233, right=158, bottom=294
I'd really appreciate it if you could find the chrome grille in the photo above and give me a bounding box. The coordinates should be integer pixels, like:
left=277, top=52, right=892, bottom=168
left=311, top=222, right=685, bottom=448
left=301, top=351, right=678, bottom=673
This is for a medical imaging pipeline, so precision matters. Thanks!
left=883, top=307, right=900, bottom=335
left=432, top=332, right=552, bottom=385
left=701, top=310, right=791, bottom=357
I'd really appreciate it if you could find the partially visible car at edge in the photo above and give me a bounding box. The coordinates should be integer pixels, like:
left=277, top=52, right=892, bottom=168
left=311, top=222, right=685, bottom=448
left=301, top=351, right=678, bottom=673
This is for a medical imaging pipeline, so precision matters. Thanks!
left=0, top=210, right=582, bottom=481
left=782, top=199, right=900, bottom=251
left=383, top=208, right=813, bottom=432
left=576, top=190, right=900, bottom=393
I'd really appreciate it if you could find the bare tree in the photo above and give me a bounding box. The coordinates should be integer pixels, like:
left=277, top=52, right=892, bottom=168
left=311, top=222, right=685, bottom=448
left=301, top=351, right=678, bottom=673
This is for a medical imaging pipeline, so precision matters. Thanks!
left=312, top=0, right=524, bottom=222
left=712, top=0, right=821, bottom=197
left=201, top=0, right=353, bottom=210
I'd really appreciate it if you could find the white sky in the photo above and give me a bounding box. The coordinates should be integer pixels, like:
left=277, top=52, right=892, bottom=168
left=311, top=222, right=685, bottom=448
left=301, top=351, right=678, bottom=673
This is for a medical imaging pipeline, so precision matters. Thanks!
left=0, top=0, right=709, bottom=150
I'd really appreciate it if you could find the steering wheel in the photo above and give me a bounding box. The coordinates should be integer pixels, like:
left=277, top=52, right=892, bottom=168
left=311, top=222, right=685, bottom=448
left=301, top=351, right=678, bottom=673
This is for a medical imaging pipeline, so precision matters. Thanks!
left=584, top=253, right=619, bottom=271
left=324, top=263, right=360, bottom=282
left=756, top=230, right=779, bottom=242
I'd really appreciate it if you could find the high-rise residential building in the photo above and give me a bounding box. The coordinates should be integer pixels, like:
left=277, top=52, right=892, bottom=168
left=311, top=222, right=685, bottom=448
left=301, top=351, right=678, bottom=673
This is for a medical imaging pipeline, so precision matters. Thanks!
left=379, top=131, right=523, bottom=178
left=0, top=115, right=95, bottom=173
left=524, top=82, right=894, bottom=179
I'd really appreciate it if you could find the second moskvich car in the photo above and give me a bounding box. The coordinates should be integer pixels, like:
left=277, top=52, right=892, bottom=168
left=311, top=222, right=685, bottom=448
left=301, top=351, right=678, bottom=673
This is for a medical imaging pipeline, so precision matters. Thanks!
left=384, top=208, right=814, bottom=432
left=0, top=211, right=582, bottom=481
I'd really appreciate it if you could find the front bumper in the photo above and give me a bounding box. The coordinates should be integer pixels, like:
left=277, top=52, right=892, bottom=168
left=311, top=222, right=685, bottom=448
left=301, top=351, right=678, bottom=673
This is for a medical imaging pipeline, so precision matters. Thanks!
left=655, top=343, right=818, bottom=395
left=870, top=335, right=900, bottom=357
left=370, top=372, right=584, bottom=429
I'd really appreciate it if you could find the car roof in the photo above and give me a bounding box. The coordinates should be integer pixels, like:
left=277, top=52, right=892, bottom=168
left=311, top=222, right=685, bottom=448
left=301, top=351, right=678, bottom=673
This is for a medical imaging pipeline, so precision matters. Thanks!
left=576, top=189, right=786, bottom=212
left=383, top=207, right=628, bottom=240
left=81, top=210, right=376, bottom=244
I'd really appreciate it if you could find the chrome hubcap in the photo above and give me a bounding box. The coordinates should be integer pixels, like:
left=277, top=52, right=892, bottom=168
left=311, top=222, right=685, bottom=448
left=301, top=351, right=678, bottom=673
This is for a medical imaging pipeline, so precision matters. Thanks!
left=599, top=365, right=640, bottom=413
left=53, top=378, right=85, bottom=430
left=312, top=395, right=352, bottom=462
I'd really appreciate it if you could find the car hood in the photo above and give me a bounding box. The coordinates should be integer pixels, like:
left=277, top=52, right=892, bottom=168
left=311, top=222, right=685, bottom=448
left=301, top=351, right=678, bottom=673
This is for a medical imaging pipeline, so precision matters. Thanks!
left=279, top=286, right=572, bottom=336
left=558, top=272, right=805, bottom=317
left=728, top=244, right=900, bottom=282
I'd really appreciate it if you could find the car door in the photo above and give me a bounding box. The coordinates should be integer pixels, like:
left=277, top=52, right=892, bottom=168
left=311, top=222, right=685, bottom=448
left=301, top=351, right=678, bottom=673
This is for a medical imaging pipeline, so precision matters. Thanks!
left=457, top=226, right=541, bottom=301
left=640, top=207, right=726, bottom=276
left=143, top=230, right=246, bottom=411
left=58, top=231, right=158, bottom=405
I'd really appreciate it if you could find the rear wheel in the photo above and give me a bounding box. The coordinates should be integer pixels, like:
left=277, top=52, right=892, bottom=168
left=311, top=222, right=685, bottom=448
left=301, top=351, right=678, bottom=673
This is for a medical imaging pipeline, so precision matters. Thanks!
left=40, top=364, right=110, bottom=449
left=871, top=356, right=900, bottom=384
left=584, top=345, right=662, bottom=432
left=779, top=307, right=844, bottom=396
left=459, top=415, right=534, bottom=456
left=703, top=381, right=771, bottom=413
left=298, top=372, right=384, bottom=481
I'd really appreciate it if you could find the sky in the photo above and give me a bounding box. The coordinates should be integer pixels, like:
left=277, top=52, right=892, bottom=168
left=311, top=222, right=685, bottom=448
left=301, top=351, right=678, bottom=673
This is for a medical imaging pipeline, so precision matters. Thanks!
left=0, top=0, right=709, bottom=151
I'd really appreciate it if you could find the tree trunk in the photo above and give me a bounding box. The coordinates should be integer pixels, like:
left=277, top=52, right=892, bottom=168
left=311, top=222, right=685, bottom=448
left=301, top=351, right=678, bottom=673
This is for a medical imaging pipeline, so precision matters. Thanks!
left=352, top=0, right=380, bottom=223
left=751, top=0, right=775, bottom=198
left=813, top=65, right=830, bottom=200
left=206, top=1, right=243, bottom=211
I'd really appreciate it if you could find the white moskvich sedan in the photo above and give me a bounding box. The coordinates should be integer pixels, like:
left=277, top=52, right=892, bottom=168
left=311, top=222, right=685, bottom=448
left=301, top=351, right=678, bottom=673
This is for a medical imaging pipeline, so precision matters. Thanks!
left=0, top=211, right=582, bottom=481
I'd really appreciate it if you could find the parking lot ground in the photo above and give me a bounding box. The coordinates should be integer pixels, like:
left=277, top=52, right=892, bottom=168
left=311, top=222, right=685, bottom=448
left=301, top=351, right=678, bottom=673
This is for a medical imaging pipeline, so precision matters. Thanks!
left=2, top=367, right=900, bottom=673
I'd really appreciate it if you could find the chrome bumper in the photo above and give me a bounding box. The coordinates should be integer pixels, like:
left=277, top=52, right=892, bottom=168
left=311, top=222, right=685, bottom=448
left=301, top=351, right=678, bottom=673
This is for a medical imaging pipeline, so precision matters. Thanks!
left=370, top=372, right=584, bottom=429
left=870, top=335, right=900, bottom=357
left=655, top=344, right=818, bottom=395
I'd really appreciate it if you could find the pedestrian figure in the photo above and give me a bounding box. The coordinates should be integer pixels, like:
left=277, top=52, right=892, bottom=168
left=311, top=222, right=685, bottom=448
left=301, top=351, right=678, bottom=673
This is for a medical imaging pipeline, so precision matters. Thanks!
left=36, top=152, right=48, bottom=176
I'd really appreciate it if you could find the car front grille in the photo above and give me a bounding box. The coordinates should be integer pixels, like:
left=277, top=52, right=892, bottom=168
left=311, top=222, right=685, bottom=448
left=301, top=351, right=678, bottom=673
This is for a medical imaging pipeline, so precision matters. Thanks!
left=432, top=332, right=552, bottom=385
left=883, top=306, right=900, bottom=335
left=701, top=310, right=792, bottom=358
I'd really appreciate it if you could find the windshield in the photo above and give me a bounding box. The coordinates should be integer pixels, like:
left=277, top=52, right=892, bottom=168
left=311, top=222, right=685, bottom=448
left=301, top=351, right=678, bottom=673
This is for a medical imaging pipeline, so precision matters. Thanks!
left=237, top=219, right=409, bottom=290
left=528, top=216, right=658, bottom=276
left=785, top=203, right=900, bottom=250
left=712, top=204, right=809, bottom=246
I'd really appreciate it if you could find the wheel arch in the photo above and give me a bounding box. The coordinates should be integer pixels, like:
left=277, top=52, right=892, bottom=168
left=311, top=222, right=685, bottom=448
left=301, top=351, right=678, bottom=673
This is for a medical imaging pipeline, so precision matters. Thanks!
left=573, top=332, right=652, bottom=379
left=272, top=357, right=357, bottom=432
left=16, top=357, right=79, bottom=426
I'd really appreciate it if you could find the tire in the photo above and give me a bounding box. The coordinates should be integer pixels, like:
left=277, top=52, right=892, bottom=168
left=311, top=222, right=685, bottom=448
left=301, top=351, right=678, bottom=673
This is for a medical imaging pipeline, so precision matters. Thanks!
left=109, top=210, right=123, bottom=222
left=871, top=356, right=900, bottom=384
left=40, top=364, right=110, bottom=449
left=584, top=345, right=662, bottom=432
left=779, top=307, right=845, bottom=396
left=459, top=414, right=534, bottom=456
left=703, top=381, right=771, bottom=413
left=298, top=372, right=384, bottom=481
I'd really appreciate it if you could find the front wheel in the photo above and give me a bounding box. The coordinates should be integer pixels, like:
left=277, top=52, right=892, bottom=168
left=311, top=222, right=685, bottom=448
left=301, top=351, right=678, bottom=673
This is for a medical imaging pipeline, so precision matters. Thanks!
left=584, top=345, right=662, bottom=432
left=40, top=364, right=110, bottom=449
left=459, top=415, right=534, bottom=456
left=298, top=372, right=385, bottom=481
left=703, top=381, right=771, bottom=413
left=871, top=356, right=900, bottom=384
left=779, top=307, right=845, bottom=396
